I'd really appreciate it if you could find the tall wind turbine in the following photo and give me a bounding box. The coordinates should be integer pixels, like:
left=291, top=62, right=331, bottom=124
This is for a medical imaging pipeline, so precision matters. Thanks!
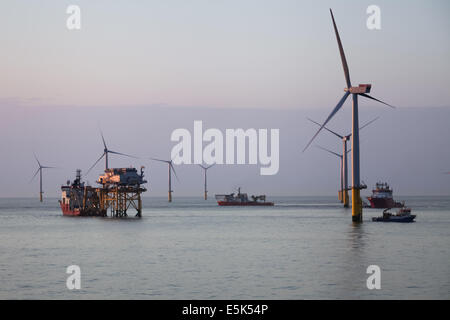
left=31, top=154, right=56, bottom=202
left=199, top=164, right=215, bottom=200
left=308, top=117, right=379, bottom=207
left=303, top=9, right=394, bottom=222
left=151, top=158, right=179, bottom=202
left=86, top=131, right=137, bottom=175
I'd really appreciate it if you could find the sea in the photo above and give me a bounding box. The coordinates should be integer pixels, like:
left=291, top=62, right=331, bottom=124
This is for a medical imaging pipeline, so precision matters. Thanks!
left=0, top=196, right=449, bottom=300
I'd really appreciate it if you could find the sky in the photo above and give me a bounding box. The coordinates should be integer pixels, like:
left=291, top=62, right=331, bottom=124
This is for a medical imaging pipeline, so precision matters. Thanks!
left=0, top=0, right=450, bottom=198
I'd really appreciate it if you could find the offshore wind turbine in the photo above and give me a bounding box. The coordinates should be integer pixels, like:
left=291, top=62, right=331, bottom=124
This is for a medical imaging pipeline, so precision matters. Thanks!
left=151, top=158, right=179, bottom=202
left=303, top=9, right=394, bottom=222
left=86, top=131, right=137, bottom=175
left=31, top=154, right=56, bottom=202
left=199, top=164, right=215, bottom=200
left=308, top=117, right=379, bottom=207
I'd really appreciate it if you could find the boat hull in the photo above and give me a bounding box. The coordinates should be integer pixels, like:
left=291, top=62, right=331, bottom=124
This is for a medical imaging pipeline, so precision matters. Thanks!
left=372, top=215, right=416, bottom=222
left=367, top=197, right=403, bottom=208
left=59, top=201, right=106, bottom=217
left=60, top=202, right=81, bottom=216
left=217, top=201, right=274, bottom=206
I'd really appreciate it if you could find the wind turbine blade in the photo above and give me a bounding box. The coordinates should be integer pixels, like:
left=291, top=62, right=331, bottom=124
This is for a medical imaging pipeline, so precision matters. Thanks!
left=316, top=145, right=342, bottom=158
left=330, top=9, right=351, bottom=88
left=307, top=118, right=343, bottom=139
left=199, top=163, right=215, bottom=170
left=30, top=168, right=40, bottom=182
left=33, top=153, right=42, bottom=168
left=303, top=92, right=350, bottom=152
left=170, top=162, right=179, bottom=182
left=150, top=158, right=170, bottom=163
left=108, top=150, right=138, bottom=159
left=41, top=166, right=58, bottom=169
left=86, top=153, right=105, bottom=175
left=359, top=116, right=380, bottom=131
left=359, top=93, right=395, bottom=108
left=100, top=130, right=107, bottom=149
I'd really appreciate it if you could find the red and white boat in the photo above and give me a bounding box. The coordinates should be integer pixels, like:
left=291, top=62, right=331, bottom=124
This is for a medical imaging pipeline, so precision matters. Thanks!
left=367, top=182, right=403, bottom=209
left=215, top=188, right=274, bottom=206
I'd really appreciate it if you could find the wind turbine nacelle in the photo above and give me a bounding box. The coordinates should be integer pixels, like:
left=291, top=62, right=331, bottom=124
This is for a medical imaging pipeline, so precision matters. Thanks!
left=346, top=84, right=372, bottom=94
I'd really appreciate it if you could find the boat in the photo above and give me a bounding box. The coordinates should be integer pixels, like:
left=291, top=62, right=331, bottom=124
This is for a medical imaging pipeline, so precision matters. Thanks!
left=59, top=170, right=106, bottom=216
left=367, top=182, right=403, bottom=208
left=372, top=207, right=416, bottom=222
left=215, top=188, right=274, bottom=206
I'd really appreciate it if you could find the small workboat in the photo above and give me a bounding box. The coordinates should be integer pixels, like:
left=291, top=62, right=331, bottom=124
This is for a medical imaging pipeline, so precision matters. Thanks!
left=372, top=207, right=416, bottom=222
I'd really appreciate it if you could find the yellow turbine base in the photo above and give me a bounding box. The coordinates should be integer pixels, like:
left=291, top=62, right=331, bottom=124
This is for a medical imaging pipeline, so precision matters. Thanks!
left=343, top=190, right=349, bottom=208
left=352, top=188, right=362, bottom=222
left=168, top=192, right=172, bottom=202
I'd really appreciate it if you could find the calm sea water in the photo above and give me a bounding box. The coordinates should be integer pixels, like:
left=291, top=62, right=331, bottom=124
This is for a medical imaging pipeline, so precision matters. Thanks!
left=0, top=196, right=449, bottom=300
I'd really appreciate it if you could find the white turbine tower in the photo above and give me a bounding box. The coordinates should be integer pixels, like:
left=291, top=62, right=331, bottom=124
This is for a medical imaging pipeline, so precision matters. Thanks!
left=304, top=9, right=394, bottom=222
left=31, top=154, right=56, bottom=202
left=151, top=158, right=179, bottom=202
left=199, top=164, right=215, bottom=200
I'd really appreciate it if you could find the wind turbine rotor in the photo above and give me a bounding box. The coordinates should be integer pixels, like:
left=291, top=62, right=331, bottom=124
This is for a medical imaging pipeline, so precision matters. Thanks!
left=100, top=130, right=107, bottom=150
left=34, top=155, right=42, bottom=168
left=169, top=161, right=179, bottom=182
left=199, top=163, right=216, bottom=171
left=359, top=93, right=395, bottom=108
left=86, top=152, right=106, bottom=175
left=307, top=118, right=344, bottom=139
left=150, top=158, right=170, bottom=164
left=151, top=158, right=179, bottom=181
left=30, top=167, right=41, bottom=182
left=303, top=91, right=350, bottom=152
left=108, top=150, right=138, bottom=158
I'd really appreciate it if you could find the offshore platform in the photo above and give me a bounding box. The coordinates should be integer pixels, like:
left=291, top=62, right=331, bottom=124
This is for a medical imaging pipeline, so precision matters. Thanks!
left=59, top=133, right=147, bottom=217
left=60, top=168, right=147, bottom=217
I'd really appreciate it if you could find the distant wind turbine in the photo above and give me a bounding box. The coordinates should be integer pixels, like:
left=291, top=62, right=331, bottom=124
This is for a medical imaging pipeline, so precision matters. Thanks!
left=316, top=145, right=344, bottom=202
left=151, top=158, right=179, bottom=202
left=308, top=117, right=379, bottom=207
left=31, top=154, right=56, bottom=202
left=199, top=164, right=215, bottom=200
left=86, top=131, right=137, bottom=175
left=303, top=9, right=394, bottom=222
